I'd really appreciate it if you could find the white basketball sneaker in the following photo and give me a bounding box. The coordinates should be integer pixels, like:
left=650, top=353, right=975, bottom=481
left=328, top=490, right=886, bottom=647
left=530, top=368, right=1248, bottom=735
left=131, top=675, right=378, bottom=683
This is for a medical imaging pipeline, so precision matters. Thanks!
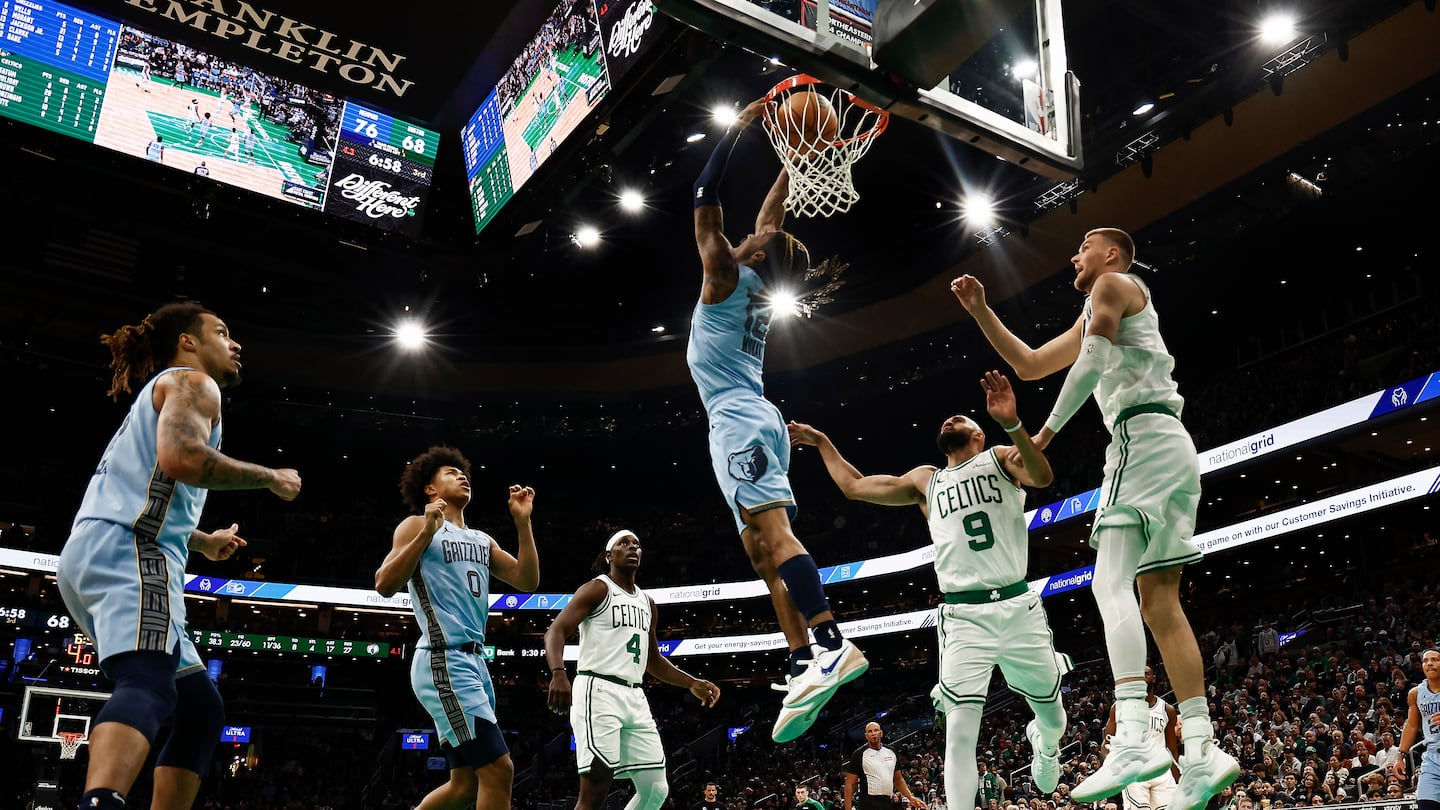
left=1072, top=704, right=1172, bottom=803
left=1027, top=720, right=1061, bottom=794
left=1171, top=738, right=1240, bottom=810
left=781, top=639, right=868, bottom=710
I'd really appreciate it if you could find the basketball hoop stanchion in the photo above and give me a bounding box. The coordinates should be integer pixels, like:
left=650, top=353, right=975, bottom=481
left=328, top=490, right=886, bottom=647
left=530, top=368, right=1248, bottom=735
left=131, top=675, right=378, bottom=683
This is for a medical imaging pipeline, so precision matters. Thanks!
left=57, top=731, right=86, bottom=760
left=761, top=73, right=889, bottom=218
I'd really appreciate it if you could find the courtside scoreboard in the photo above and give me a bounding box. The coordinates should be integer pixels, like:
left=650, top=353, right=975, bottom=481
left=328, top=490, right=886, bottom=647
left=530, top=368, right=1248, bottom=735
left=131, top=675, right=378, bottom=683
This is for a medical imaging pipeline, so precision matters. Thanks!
left=0, top=0, right=439, bottom=237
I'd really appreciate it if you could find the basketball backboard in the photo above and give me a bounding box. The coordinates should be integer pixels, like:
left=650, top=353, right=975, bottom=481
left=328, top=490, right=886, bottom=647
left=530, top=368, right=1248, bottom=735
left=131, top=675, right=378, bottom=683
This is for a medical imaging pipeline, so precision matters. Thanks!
left=19, top=686, right=112, bottom=748
left=657, top=0, right=1082, bottom=178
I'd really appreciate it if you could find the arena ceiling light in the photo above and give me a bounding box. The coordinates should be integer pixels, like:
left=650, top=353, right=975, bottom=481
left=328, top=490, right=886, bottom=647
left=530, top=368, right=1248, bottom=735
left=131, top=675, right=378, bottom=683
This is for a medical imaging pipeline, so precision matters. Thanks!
left=573, top=225, right=601, bottom=248
left=1259, top=12, right=1298, bottom=45
left=1011, top=59, right=1038, bottom=80
left=393, top=320, right=427, bottom=350
left=768, top=289, right=803, bottom=318
left=619, top=188, right=645, bottom=212
left=1132, top=101, right=1155, bottom=116
left=961, top=194, right=996, bottom=228
left=711, top=103, right=739, bottom=127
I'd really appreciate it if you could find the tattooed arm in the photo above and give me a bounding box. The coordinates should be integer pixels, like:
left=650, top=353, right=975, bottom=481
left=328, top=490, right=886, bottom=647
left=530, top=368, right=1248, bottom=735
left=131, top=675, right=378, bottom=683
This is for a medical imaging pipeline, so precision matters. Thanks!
left=154, top=369, right=301, bottom=499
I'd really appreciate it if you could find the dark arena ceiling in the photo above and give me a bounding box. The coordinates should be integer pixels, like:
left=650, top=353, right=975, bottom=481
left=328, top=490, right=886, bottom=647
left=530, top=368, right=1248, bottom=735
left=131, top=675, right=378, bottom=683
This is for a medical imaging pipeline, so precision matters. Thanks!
left=1, top=0, right=1438, bottom=400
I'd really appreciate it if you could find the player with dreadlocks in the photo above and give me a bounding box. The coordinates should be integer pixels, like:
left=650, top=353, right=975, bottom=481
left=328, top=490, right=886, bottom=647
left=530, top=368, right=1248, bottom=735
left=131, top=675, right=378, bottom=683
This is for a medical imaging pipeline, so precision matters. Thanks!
left=57, top=300, right=301, bottom=810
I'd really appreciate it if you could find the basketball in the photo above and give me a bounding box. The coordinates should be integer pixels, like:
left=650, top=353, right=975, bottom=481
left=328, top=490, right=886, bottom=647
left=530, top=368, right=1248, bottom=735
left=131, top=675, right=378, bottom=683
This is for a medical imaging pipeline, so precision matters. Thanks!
left=780, top=90, right=839, bottom=158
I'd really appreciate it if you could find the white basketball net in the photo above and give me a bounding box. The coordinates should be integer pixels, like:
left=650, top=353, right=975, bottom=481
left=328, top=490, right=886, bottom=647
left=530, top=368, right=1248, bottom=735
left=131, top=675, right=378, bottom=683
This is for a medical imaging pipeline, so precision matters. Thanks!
left=58, top=733, right=85, bottom=760
left=761, top=78, right=888, bottom=219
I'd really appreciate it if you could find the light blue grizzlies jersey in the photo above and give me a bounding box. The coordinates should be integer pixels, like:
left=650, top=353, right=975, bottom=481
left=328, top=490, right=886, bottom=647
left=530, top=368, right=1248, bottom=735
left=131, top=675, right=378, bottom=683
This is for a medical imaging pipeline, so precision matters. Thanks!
left=687, top=265, right=772, bottom=410
left=68, top=367, right=220, bottom=654
left=74, top=367, right=220, bottom=555
left=1421, top=680, right=1440, bottom=755
left=408, top=521, right=494, bottom=649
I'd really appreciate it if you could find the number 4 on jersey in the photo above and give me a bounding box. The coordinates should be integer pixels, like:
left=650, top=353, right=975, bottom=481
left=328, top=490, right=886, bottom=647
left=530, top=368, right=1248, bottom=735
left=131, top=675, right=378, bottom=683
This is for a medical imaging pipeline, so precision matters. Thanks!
left=626, top=632, right=642, bottom=664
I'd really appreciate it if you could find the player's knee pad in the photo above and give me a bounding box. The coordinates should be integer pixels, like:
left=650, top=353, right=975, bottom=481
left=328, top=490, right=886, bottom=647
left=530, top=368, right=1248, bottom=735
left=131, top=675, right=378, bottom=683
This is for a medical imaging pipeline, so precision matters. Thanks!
left=626, top=769, right=670, bottom=810
left=446, top=717, right=510, bottom=771
left=155, top=670, right=225, bottom=774
left=95, top=651, right=179, bottom=744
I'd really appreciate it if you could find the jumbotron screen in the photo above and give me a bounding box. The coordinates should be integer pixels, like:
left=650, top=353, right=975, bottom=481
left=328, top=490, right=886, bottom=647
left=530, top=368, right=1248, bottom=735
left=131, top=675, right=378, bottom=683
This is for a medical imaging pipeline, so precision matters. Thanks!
left=462, top=0, right=621, bottom=235
left=0, top=0, right=438, bottom=236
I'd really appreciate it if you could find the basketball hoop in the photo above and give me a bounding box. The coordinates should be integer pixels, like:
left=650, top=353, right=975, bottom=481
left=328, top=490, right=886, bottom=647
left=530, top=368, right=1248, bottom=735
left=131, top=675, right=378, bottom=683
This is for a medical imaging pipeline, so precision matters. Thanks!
left=57, top=731, right=86, bottom=760
left=760, top=74, right=889, bottom=218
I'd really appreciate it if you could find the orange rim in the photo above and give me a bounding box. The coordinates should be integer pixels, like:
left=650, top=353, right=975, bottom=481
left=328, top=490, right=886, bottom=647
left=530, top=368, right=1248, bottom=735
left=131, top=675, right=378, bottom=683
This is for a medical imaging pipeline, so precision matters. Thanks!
left=762, top=73, right=889, bottom=149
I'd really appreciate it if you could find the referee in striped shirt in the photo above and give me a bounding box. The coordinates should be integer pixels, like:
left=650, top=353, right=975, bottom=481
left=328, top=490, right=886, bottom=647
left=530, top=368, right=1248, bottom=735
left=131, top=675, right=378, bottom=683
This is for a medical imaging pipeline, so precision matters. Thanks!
left=844, top=723, right=927, bottom=810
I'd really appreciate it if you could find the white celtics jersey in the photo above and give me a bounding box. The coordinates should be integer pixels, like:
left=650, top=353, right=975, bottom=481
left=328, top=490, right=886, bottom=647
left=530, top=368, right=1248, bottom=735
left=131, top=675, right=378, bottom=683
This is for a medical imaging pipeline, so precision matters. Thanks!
left=926, top=448, right=1028, bottom=592
left=1144, top=697, right=1173, bottom=750
left=1081, top=275, right=1185, bottom=430
left=577, top=575, right=652, bottom=684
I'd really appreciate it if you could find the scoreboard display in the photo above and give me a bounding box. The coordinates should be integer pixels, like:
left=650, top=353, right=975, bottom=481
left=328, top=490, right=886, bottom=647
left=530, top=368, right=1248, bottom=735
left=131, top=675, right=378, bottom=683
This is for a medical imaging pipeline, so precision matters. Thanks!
left=189, top=629, right=398, bottom=659
left=0, top=0, right=438, bottom=237
left=325, top=101, right=438, bottom=234
left=0, top=0, right=117, bottom=140
left=462, top=0, right=612, bottom=235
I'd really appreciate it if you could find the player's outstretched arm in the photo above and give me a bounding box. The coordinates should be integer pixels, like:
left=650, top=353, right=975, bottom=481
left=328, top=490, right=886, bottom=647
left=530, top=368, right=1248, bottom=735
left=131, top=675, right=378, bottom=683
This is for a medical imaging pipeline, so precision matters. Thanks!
left=155, top=369, right=301, bottom=499
left=645, top=597, right=720, bottom=708
left=694, top=99, right=767, bottom=304
left=983, top=371, right=1053, bottom=487
left=490, top=485, right=539, bottom=591
left=754, top=166, right=789, bottom=235
left=1037, top=272, right=1133, bottom=445
left=788, top=421, right=930, bottom=509
left=374, top=503, right=446, bottom=597
left=951, top=275, right=1083, bottom=381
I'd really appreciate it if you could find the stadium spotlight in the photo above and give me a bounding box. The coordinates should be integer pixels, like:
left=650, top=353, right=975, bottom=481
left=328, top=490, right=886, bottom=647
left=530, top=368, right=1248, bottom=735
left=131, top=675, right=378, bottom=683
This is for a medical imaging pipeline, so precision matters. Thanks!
left=573, top=225, right=601, bottom=248
left=686, top=132, right=707, bottom=143
left=1012, top=59, right=1038, bottom=80
left=619, top=188, right=645, bottom=212
left=961, top=194, right=996, bottom=228
left=1131, top=101, right=1155, bottom=116
left=394, top=320, right=427, bottom=350
left=768, top=289, right=803, bottom=318
left=712, top=103, right=739, bottom=127
left=1259, top=12, right=1298, bottom=45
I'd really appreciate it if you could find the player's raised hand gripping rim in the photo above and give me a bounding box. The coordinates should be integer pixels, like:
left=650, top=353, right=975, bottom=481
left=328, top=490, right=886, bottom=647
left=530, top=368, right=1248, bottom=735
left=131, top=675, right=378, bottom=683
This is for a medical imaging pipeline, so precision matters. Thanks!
left=951, top=274, right=987, bottom=314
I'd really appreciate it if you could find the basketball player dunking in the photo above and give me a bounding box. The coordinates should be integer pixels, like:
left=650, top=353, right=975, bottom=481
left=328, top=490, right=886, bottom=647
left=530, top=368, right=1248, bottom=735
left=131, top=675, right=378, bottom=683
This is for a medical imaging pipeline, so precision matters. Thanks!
left=952, top=228, right=1239, bottom=810
left=1102, top=667, right=1180, bottom=810
left=1395, top=649, right=1440, bottom=810
left=57, top=301, right=301, bottom=810
left=788, top=371, right=1070, bottom=806
left=375, top=447, right=539, bottom=810
left=689, top=97, right=867, bottom=743
left=544, top=530, right=720, bottom=810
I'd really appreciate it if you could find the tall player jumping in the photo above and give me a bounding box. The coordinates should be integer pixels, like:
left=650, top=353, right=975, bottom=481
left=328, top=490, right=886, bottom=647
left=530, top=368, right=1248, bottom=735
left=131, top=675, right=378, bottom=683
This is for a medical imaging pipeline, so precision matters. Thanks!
left=952, top=228, right=1238, bottom=810
left=375, top=447, right=539, bottom=810
left=788, top=371, right=1070, bottom=807
left=689, top=98, right=866, bottom=743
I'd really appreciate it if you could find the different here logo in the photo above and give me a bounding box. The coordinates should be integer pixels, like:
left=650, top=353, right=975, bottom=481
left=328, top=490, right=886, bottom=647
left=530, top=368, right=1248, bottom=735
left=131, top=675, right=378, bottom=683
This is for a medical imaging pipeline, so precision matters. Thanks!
left=1392, top=387, right=1408, bottom=407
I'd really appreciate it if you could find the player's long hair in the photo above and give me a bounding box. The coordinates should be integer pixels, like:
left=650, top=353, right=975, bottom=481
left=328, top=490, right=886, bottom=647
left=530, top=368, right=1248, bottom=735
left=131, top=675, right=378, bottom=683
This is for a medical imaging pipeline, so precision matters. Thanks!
left=100, top=301, right=213, bottom=401
left=759, top=231, right=849, bottom=317
left=399, top=446, right=472, bottom=514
